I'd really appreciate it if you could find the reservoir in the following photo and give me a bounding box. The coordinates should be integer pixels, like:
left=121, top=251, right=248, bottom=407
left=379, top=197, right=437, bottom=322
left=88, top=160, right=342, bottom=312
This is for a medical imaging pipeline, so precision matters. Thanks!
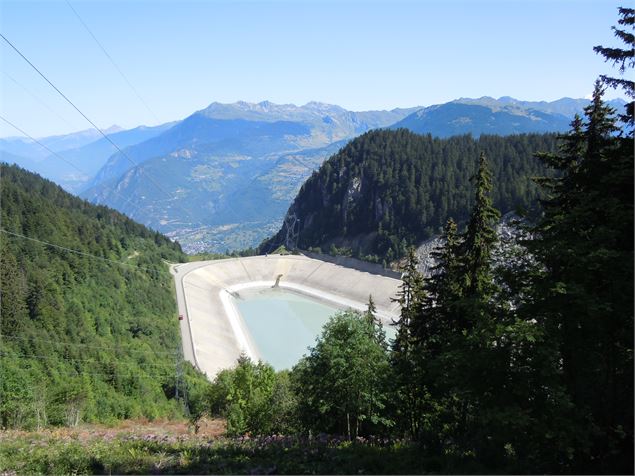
left=174, top=255, right=402, bottom=378
left=233, top=287, right=396, bottom=370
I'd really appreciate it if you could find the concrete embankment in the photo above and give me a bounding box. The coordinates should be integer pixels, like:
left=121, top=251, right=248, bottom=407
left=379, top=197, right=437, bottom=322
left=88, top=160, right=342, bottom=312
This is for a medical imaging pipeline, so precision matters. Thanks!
left=172, top=254, right=402, bottom=378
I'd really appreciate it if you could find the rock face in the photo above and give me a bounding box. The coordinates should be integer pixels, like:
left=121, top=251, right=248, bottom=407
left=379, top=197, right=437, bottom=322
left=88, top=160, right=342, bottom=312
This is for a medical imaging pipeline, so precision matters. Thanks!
left=415, top=212, right=524, bottom=276
left=80, top=101, right=416, bottom=253
left=415, top=235, right=445, bottom=276
left=263, top=129, right=557, bottom=261
left=6, top=96, right=615, bottom=254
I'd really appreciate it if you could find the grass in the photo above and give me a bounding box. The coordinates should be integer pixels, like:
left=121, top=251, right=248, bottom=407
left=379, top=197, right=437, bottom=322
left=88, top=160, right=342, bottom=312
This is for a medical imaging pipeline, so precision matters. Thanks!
left=0, top=420, right=432, bottom=475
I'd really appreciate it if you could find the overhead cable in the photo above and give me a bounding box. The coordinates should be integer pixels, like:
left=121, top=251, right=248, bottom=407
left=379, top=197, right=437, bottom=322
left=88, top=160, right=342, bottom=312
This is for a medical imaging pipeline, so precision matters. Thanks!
left=0, top=114, right=147, bottom=218
left=0, top=228, right=160, bottom=274
left=65, top=0, right=161, bottom=124
left=1, top=69, right=78, bottom=131
left=1, top=334, right=182, bottom=357
left=0, top=32, right=201, bottom=227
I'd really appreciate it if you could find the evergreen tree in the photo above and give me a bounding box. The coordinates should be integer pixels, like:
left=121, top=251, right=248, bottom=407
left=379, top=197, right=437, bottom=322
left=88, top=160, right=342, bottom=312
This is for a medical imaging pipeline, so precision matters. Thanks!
left=390, top=248, right=426, bottom=438
left=593, top=7, right=634, bottom=127
left=528, top=81, right=633, bottom=472
left=415, top=218, right=462, bottom=347
left=409, top=154, right=523, bottom=466
left=365, top=294, right=387, bottom=347
left=459, top=153, right=500, bottom=334
left=461, top=153, right=501, bottom=297
left=441, top=153, right=502, bottom=460
left=261, top=131, right=558, bottom=261
left=409, top=219, right=464, bottom=449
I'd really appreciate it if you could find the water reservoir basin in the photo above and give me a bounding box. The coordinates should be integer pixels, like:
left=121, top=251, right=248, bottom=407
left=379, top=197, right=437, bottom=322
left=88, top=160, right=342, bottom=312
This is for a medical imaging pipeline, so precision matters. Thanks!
left=232, top=286, right=396, bottom=370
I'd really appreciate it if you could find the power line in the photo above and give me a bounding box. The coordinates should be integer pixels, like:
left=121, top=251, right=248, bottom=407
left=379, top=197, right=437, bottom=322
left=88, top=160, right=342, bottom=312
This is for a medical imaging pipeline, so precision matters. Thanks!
left=0, top=228, right=160, bottom=274
left=65, top=0, right=161, bottom=124
left=1, top=70, right=78, bottom=131
left=0, top=349, right=174, bottom=368
left=62, top=1, right=205, bottom=250
left=0, top=114, right=148, bottom=219
left=0, top=352, right=177, bottom=380
left=0, top=32, right=202, bottom=227
left=1, top=32, right=313, bottom=252
left=0, top=114, right=88, bottom=178
left=1, top=334, right=182, bottom=357
left=1, top=31, right=326, bottom=254
left=0, top=33, right=117, bottom=146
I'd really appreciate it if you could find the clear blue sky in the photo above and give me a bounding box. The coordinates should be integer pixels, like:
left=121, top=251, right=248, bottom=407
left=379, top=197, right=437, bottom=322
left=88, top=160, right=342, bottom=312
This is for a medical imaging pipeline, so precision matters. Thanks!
left=0, top=0, right=628, bottom=138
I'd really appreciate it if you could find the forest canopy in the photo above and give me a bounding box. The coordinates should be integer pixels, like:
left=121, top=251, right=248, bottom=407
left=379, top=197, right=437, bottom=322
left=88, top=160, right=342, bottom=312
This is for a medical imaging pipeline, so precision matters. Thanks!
left=262, top=131, right=558, bottom=261
left=0, top=163, right=205, bottom=428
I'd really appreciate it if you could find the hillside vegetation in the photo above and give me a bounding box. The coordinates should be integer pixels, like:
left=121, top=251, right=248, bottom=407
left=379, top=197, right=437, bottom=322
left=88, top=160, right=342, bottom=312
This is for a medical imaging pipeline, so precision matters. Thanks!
left=78, top=102, right=415, bottom=253
left=263, top=130, right=558, bottom=261
left=255, top=78, right=630, bottom=473
left=78, top=99, right=580, bottom=254
left=0, top=164, right=206, bottom=428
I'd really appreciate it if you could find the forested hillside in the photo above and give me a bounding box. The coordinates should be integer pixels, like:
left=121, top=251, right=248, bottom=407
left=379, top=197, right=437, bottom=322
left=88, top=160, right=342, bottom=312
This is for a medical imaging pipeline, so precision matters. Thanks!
left=263, top=130, right=558, bottom=261
left=0, top=164, right=202, bottom=428
left=78, top=101, right=416, bottom=253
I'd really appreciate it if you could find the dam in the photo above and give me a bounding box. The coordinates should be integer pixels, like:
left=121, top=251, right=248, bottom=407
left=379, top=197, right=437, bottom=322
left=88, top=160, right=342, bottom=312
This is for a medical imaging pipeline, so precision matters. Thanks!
left=171, top=254, right=402, bottom=378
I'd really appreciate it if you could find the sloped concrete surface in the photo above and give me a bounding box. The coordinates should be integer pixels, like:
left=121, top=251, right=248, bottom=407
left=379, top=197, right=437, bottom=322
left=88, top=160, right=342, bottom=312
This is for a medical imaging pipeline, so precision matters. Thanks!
left=171, top=254, right=402, bottom=379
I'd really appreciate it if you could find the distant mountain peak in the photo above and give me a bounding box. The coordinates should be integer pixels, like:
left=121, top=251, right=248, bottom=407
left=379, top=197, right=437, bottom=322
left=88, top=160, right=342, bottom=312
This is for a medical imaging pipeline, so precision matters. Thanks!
left=104, top=125, right=125, bottom=134
left=199, top=100, right=410, bottom=119
left=197, top=100, right=363, bottom=124
left=391, top=99, right=573, bottom=137
left=257, top=100, right=274, bottom=109
left=443, top=95, right=630, bottom=119
left=303, top=101, right=346, bottom=111
left=201, top=100, right=298, bottom=116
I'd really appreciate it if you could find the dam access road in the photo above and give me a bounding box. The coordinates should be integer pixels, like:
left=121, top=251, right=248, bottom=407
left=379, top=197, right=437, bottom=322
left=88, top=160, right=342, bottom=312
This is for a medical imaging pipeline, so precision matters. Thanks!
left=171, top=254, right=402, bottom=378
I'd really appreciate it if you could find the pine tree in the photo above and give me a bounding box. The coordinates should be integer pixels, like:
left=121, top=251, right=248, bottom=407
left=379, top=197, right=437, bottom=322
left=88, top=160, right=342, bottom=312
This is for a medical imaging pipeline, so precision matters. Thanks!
left=365, top=294, right=387, bottom=347
left=529, top=82, right=633, bottom=473
left=413, top=154, right=507, bottom=463
left=409, top=218, right=464, bottom=448
left=414, top=219, right=462, bottom=356
left=365, top=294, right=377, bottom=322
left=593, top=7, right=634, bottom=127
left=391, top=247, right=426, bottom=438
left=461, top=152, right=500, bottom=299
left=450, top=153, right=504, bottom=459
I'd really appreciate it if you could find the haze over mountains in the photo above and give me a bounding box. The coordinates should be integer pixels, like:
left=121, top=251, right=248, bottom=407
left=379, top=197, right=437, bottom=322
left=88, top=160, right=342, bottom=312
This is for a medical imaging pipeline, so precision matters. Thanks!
left=0, top=96, right=625, bottom=253
left=82, top=101, right=417, bottom=251
left=390, top=96, right=626, bottom=137
left=0, top=123, right=174, bottom=191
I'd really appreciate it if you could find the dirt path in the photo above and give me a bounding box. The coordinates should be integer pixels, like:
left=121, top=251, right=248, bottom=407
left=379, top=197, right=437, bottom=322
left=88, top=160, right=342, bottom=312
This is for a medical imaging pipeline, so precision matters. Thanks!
left=0, top=417, right=226, bottom=441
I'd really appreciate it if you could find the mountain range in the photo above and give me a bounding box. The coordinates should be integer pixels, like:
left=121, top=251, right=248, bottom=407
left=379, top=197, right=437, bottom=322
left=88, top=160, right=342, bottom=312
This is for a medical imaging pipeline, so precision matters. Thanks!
left=1, top=96, right=626, bottom=252
left=0, top=123, right=173, bottom=191
left=390, top=96, right=626, bottom=137
left=79, top=101, right=416, bottom=251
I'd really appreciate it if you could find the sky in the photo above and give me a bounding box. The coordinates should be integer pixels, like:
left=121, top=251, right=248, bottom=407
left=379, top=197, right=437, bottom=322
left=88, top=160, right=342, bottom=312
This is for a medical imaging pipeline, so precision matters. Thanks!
left=0, top=0, right=628, bottom=138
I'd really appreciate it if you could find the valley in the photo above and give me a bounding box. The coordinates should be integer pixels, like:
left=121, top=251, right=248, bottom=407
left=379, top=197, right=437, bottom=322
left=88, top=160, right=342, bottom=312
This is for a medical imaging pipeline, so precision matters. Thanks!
left=1, top=96, right=623, bottom=254
left=0, top=2, right=632, bottom=474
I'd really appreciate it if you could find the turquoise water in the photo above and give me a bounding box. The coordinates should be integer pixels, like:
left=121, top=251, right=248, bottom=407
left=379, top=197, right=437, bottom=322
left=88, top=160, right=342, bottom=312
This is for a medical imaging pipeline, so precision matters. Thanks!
left=233, top=287, right=395, bottom=370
